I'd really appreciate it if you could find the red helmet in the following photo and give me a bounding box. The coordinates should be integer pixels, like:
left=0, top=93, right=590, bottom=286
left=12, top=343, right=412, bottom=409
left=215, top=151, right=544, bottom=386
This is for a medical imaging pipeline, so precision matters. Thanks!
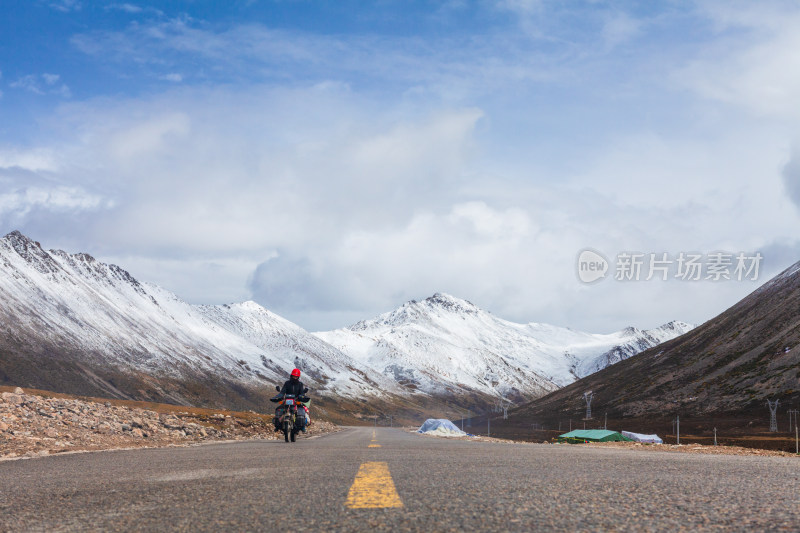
left=291, top=368, right=301, bottom=379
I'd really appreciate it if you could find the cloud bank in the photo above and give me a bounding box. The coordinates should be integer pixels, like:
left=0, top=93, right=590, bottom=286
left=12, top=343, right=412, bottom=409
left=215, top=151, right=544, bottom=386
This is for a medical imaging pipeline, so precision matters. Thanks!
left=3, top=1, right=800, bottom=332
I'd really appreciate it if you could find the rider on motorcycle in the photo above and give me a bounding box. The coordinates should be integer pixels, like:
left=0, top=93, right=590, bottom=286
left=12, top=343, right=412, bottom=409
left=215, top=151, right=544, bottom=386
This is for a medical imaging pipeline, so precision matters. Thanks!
left=273, top=368, right=310, bottom=433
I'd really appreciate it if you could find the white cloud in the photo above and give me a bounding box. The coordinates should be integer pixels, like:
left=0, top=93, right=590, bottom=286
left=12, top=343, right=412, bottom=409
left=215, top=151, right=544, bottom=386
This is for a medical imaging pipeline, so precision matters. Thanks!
left=7, top=73, right=799, bottom=331
left=678, top=1, right=800, bottom=118
left=248, top=201, right=537, bottom=321
left=160, top=73, right=183, bottom=82
left=7, top=3, right=800, bottom=332
left=27, top=85, right=484, bottom=254
left=48, top=0, right=81, bottom=12
left=107, top=112, right=191, bottom=160
left=782, top=145, right=800, bottom=211
left=0, top=186, right=112, bottom=223
left=69, top=17, right=574, bottom=98
left=104, top=255, right=259, bottom=305
left=11, top=75, right=45, bottom=95
left=0, top=148, right=60, bottom=172
left=10, top=74, right=71, bottom=98
left=113, top=3, right=142, bottom=13
left=247, top=190, right=786, bottom=332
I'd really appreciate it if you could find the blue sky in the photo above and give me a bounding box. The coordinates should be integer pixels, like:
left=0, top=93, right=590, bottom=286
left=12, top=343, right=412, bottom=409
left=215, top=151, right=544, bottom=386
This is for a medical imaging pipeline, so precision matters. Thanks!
left=2, top=0, right=800, bottom=331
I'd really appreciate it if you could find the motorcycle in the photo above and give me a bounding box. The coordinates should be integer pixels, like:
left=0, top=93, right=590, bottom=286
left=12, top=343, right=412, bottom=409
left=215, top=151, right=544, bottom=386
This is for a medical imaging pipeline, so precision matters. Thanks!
left=270, top=386, right=310, bottom=443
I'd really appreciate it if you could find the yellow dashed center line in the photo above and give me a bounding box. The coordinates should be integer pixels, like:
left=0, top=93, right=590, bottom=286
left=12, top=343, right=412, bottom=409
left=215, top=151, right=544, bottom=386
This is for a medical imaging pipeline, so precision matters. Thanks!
left=368, top=444, right=381, bottom=448
left=345, top=462, right=404, bottom=509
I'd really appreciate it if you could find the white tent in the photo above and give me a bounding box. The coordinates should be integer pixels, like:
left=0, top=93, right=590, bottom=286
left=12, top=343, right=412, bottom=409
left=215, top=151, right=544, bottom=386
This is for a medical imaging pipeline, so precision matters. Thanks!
left=417, top=419, right=467, bottom=437
left=621, top=431, right=663, bottom=444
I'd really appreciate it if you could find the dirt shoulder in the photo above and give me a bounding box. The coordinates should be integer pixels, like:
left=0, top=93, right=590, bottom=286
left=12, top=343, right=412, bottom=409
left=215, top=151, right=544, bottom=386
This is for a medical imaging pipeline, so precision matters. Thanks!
left=0, top=387, right=338, bottom=460
left=568, top=440, right=798, bottom=457
left=411, top=429, right=799, bottom=457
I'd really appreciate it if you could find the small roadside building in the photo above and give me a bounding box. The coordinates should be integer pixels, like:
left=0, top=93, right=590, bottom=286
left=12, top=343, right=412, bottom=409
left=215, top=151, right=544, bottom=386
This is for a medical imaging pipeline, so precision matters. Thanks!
left=557, top=429, right=633, bottom=444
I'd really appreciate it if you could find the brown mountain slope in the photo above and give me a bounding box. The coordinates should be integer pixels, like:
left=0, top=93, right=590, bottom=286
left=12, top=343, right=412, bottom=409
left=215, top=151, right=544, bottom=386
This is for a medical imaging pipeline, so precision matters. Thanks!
left=510, top=261, right=800, bottom=423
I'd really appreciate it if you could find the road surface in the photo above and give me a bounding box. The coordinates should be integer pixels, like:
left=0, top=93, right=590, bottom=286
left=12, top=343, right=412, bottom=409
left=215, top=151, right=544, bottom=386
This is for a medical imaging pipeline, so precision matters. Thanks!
left=1, top=427, right=798, bottom=531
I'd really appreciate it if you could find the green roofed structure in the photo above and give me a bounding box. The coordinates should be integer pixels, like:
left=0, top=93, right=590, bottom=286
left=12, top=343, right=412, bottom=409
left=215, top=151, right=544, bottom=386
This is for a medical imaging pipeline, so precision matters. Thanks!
left=557, top=429, right=634, bottom=444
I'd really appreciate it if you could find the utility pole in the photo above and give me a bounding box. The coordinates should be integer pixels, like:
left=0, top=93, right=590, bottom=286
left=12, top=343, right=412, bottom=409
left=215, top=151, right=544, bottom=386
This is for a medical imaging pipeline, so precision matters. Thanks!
left=796, top=424, right=798, bottom=455
left=713, top=427, right=717, bottom=446
left=604, top=412, right=607, bottom=430
left=488, top=417, right=490, bottom=438
left=677, top=415, right=680, bottom=445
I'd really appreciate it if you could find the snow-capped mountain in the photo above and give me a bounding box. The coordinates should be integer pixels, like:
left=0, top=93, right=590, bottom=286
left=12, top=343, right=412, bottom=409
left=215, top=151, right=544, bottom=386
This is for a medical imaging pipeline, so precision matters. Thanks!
left=0, top=231, right=692, bottom=414
left=314, top=293, right=694, bottom=402
left=195, top=301, right=391, bottom=394
left=572, top=321, right=694, bottom=377
left=0, top=231, right=392, bottom=408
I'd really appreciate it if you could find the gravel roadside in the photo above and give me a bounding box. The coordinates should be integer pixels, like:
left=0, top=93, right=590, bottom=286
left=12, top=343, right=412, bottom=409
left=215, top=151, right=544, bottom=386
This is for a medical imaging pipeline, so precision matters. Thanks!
left=0, top=388, right=339, bottom=460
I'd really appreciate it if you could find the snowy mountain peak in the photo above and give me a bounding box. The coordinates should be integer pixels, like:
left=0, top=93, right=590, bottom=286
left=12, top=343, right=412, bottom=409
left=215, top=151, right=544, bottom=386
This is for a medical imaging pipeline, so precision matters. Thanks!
left=3, top=229, right=35, bottom=245
left=231, top=300, right=269, bottom=312
left=1, top=233, right=154, bottom=302
left=659, top=320, right=694, bottom=333
left=349, top=292, right=482, bottom=331
left=2, top=231, right=57, bottom=261
left=423, top=293, right=479, bottom=314
left=3, top=230, right=53, bottom=267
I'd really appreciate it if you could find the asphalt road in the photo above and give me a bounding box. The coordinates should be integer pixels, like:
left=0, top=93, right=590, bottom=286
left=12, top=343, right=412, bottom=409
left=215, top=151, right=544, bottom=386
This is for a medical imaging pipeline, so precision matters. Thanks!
left=1, top=427, right=799, bottom=532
